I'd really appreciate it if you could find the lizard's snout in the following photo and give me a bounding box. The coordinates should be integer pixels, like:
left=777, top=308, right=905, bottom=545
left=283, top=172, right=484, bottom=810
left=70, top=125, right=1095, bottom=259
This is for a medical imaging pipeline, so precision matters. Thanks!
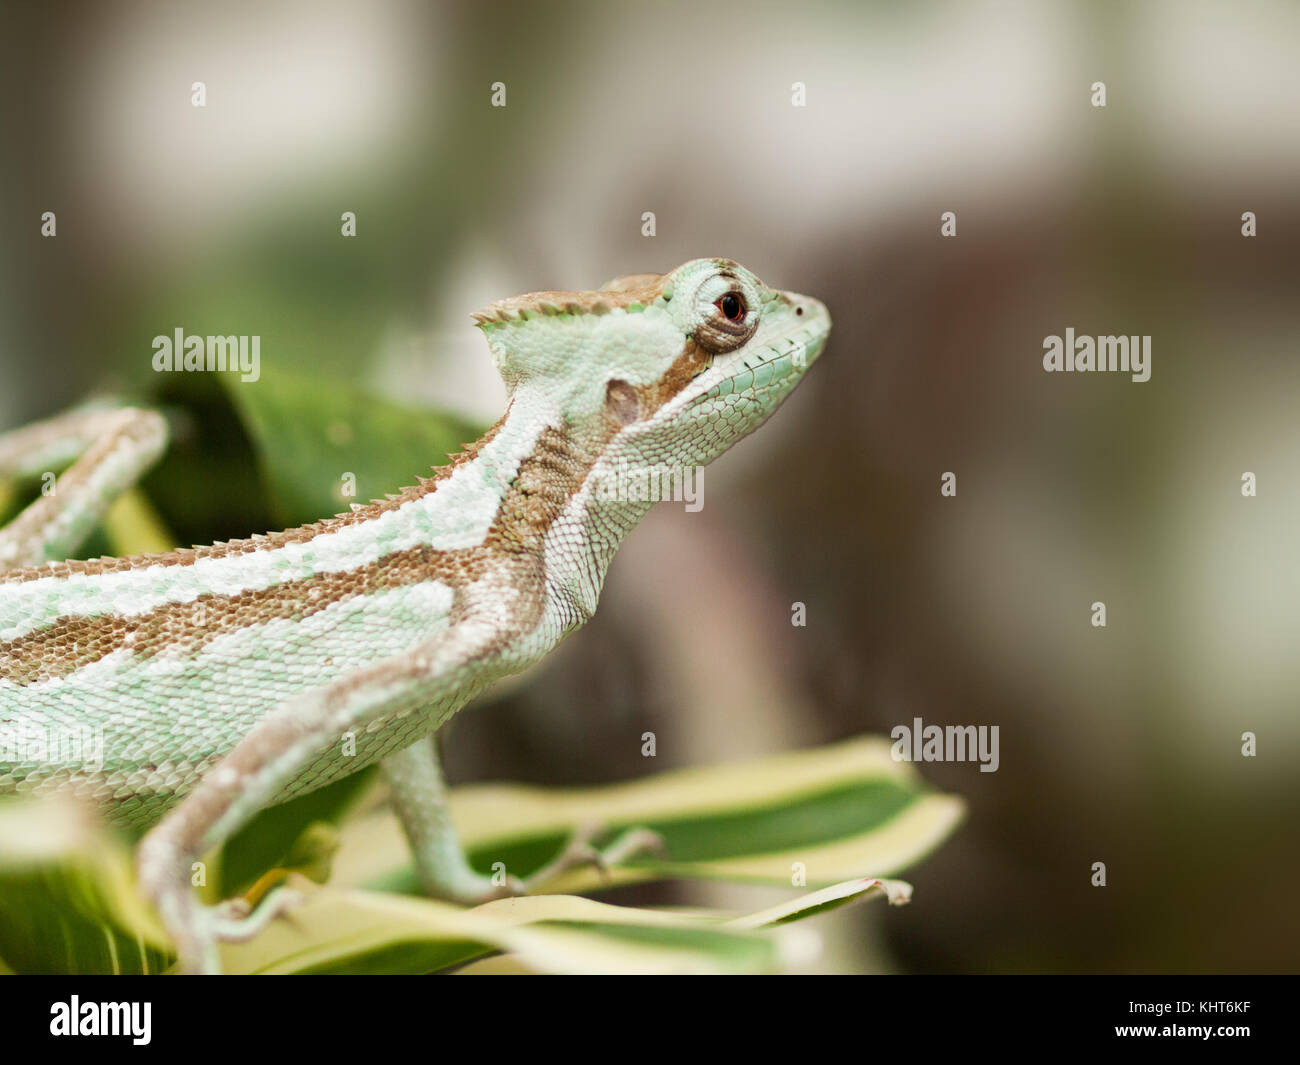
left=782, top=291, right=831, bottom=334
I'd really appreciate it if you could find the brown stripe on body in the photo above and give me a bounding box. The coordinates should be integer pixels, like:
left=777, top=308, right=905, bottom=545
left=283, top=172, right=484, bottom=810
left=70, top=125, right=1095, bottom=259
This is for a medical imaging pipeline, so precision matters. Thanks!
left=1, top=423, right=604, bottom=686
left=0, top=411, right=512, bottom=586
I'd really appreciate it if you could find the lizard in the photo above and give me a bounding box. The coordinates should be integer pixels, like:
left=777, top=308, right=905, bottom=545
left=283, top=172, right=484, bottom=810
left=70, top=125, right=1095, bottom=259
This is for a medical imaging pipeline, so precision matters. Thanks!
left=0, top=257, right=831, bottom=973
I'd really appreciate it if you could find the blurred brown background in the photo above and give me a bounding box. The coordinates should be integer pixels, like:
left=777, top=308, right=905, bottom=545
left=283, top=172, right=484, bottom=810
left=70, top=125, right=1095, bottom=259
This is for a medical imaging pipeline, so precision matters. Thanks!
left=1, top=0, right=1297, bottom=972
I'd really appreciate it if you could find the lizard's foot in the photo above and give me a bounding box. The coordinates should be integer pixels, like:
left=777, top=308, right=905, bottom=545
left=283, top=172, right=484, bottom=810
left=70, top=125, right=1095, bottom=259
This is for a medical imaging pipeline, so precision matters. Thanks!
left=145, top=871, right=305, bottom=974
left=168, top=885, right=305, bottom=973
left=520, top=823, right=666, bottom=893
left=435, top=824, right=665, bottom=906
left=208, top=884, right=304, bottom=943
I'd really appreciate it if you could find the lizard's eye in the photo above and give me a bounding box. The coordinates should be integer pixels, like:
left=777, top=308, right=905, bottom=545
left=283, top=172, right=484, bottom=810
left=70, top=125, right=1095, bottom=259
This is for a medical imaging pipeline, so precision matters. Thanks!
left=716, top=293, right=746, bottom=322
left=693, top=274, right=759, bottom=354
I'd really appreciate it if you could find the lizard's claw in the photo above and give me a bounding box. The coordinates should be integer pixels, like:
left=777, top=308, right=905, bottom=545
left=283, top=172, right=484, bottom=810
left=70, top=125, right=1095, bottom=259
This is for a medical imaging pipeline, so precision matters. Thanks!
left=159, top=885, right=305, bottom=974
left=207, top=884, right=304, bottom=944
left=520, top=824, right=666, bottom=892
left=592, top=827, right=667, bottom=872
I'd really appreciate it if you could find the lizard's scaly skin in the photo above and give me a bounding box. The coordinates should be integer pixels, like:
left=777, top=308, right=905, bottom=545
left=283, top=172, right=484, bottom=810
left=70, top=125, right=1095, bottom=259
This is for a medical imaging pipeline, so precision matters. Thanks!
left=0, top=259, right=829, bottom=970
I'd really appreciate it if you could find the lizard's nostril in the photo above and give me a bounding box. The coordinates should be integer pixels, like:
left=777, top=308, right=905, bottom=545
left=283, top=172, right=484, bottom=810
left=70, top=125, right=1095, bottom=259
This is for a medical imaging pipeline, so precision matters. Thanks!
left=796, top=306, right=803, bottom=316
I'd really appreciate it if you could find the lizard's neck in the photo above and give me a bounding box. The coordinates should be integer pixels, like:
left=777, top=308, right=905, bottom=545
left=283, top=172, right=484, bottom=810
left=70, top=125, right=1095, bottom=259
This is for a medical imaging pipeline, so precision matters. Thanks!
left=411, top=397, right=562, bottom=553
left=410, top=382, right=670, bottom=631
left=436, top=396, right=651, bottom=621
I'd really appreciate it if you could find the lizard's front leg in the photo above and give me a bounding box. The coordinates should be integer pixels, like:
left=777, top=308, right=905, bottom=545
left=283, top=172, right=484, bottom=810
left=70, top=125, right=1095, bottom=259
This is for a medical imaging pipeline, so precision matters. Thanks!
left=382, top=736, right=524, bottom=903
left=137, top=620, right=499, bottom=973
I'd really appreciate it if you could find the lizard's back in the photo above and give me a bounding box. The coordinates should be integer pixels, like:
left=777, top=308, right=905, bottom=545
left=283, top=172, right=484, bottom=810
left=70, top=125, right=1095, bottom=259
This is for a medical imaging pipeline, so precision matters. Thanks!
left=0, top=464, right=499, bottom=830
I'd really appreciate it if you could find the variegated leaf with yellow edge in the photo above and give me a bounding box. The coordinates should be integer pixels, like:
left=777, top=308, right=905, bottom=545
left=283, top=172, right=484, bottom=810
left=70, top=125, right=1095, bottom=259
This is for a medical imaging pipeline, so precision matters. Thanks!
left=0, top=735, right=961, bottom=974
left=217, top=874, right=913, bottom=975
left=333, top=735, right=964, bottom=896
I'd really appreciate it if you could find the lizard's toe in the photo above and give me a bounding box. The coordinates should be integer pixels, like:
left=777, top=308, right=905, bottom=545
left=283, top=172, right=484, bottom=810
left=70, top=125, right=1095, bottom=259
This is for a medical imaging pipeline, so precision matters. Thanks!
left=208, top=884, right=303, bottom=943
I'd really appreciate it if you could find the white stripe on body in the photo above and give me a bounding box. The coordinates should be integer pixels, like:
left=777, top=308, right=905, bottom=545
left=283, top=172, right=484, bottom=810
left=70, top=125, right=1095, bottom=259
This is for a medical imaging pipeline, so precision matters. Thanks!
left=0, top=409, right=548, bottom=642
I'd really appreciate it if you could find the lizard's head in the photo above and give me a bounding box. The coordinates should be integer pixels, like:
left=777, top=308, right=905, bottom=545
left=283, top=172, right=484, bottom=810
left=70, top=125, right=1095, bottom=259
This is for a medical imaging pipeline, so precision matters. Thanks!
left=473, top=258, right=830, bottom=484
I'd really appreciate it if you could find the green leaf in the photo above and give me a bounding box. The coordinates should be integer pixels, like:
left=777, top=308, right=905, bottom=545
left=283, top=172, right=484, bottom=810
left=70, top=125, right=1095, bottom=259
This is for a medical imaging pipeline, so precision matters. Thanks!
left=213, top=767, right=378, bottom=899
left=333, top=735, right=965, bottom=895
left=218, top=887, right=786, bottom=975
left=101, top=488, right=176, bottom=557
left=0, top=797, right=170, bottom=975
left=0, top=737, right=961, bottom=974
left=219, top=876, right=914, bottom=975
left=726, top=875, right=912, bottom=929
left=221, top=369, right=482, bottom=528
